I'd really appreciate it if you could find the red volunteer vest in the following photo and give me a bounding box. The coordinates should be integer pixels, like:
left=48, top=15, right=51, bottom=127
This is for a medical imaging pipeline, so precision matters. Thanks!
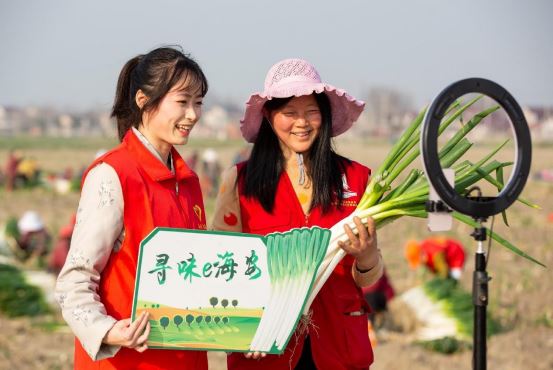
left=74, top=130, right=208, bottom=370
left=229, top=160, right=373, bottom=370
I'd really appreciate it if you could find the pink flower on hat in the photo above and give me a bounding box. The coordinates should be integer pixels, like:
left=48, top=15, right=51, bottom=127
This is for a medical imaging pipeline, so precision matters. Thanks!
left=241, top=58, right=365, bottom=143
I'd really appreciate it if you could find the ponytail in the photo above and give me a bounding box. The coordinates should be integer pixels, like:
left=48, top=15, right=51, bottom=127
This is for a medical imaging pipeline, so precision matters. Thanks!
left=111, top=56, right=142, bottom=141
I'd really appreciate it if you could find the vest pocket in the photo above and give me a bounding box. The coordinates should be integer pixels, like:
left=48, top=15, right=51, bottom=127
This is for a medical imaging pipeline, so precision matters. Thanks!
left=336, top=288, right=373, bottom=368
left=341, top=312, right=373, bottom=368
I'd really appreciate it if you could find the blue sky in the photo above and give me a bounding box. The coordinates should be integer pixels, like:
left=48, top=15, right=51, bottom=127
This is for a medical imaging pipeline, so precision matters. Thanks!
left=1, top=0, right=551, bottom=110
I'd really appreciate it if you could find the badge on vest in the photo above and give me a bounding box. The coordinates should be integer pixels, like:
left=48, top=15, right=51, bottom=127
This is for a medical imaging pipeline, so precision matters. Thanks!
left=332, top=175, right=358, bottom=207
left=342, top=174, right=358, bottom=199
left=193, top=204, right=202, bottom=221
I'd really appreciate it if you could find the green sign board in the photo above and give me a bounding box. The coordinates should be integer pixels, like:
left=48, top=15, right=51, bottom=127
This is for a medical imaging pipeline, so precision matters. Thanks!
left=132, top=226, right=330, bottom=354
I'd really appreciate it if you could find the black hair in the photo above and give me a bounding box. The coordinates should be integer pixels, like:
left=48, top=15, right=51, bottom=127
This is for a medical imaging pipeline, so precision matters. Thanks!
left=111, top=46, right=208, bottom=141
left=239, top=93, right=349, bottom=214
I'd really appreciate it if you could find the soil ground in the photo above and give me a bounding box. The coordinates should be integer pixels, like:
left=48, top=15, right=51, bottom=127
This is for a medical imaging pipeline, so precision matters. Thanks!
left=1, top=139, right=552, bottom=369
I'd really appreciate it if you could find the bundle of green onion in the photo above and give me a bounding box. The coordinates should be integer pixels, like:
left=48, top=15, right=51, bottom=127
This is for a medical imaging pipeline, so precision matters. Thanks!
left=304, top=96, right=544, bottom=312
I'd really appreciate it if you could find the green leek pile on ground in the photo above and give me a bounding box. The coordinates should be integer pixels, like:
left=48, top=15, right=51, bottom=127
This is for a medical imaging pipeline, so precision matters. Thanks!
left=0, top=263, right=50, bottom=317
left=305, top=96, right=543, bottom=311
left=423, top=277, right=500, bottom=339
left=413, top=277, right=500, bottom=354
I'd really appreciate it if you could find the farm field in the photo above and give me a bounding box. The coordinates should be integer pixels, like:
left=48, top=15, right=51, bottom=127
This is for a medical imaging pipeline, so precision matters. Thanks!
left=0, top=136, right=552, bottom=370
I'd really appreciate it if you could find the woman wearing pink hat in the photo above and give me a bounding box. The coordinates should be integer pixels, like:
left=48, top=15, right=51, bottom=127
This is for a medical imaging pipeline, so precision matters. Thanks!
left=213, top=59, right=384, bottom=370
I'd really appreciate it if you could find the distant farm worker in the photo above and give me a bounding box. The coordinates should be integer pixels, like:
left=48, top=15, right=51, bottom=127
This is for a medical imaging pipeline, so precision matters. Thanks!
left=362, top=268, right=395, bottom=347
left=17, top=156, right=40, bottom=186
left=362, top=268, right=395, bottom=325
left=16, top=211, right=51, bottom=265
left=405, top=237, right=466, bottom=280
left=48, top=213, right=76, bottom=276
left=55, top=46, right=209, bottom=370
left=4, top=149, right=21, bottom=191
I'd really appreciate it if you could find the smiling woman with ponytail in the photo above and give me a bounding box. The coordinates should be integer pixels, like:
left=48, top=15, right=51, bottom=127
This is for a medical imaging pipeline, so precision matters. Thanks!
left=55, top=46, right=209, bottom=370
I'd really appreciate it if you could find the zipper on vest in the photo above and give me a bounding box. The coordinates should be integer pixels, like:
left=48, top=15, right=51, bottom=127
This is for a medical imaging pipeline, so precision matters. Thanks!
left=172, top=181, right=188, bottom=223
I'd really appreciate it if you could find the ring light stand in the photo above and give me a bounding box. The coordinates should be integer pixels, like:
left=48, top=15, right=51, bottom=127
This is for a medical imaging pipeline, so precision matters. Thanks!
left=420, top=78, right=532, bottom=370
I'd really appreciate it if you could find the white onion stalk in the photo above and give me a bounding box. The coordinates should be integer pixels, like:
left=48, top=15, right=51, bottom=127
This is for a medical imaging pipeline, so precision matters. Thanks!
left=303, top=213, right=360, bottom=313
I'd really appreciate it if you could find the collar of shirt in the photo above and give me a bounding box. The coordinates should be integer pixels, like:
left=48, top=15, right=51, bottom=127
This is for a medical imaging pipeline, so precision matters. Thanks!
left=132, top=127, right=174, bottom=174
left=123, top=128, right=195, bottom=183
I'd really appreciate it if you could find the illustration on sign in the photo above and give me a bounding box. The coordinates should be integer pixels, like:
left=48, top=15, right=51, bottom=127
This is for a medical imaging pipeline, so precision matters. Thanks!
left=131, top=226, right=330, bottom=353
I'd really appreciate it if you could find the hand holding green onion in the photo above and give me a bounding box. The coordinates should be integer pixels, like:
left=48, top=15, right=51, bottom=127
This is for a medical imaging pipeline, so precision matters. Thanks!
left=337, top=216, right=381, bottom=282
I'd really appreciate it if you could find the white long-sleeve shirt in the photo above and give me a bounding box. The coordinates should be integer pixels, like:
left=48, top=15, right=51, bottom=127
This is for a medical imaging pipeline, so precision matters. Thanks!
left=55, top=128, right=173, bottom=360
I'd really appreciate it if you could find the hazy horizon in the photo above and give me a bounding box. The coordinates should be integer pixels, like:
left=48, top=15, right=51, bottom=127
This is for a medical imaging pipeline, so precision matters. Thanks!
left=1, top=0, right=552, bottom=111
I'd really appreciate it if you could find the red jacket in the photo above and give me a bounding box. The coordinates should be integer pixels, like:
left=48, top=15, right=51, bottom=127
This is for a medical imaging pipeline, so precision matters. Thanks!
left=229, top=160, right=373, bottom=370
left=74, top=130, right=208, bottom=370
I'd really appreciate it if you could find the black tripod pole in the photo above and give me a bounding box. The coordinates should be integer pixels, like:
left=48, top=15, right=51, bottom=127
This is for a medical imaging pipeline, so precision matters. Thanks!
left=472, top=220, right=489, bottom=370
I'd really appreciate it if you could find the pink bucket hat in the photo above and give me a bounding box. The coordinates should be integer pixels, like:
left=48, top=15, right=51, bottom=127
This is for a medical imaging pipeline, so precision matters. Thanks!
left=240, top=58, right=365, bottom=143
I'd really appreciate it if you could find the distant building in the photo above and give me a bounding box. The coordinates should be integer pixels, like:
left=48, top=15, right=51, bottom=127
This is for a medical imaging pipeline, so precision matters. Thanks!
left=0, top=106, right=7, bottom=135
left=0, top=102, right=551, bottom=142
left=362, top=87, right=414, bottom=140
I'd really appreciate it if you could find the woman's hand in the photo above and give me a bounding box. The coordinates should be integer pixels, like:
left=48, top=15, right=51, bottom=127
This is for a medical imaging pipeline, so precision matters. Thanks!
left=244, top=351, right=266, bottom=360
left=338, top=216, right=379, bottom=270
left=103, top=311, right=151, bottom=352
